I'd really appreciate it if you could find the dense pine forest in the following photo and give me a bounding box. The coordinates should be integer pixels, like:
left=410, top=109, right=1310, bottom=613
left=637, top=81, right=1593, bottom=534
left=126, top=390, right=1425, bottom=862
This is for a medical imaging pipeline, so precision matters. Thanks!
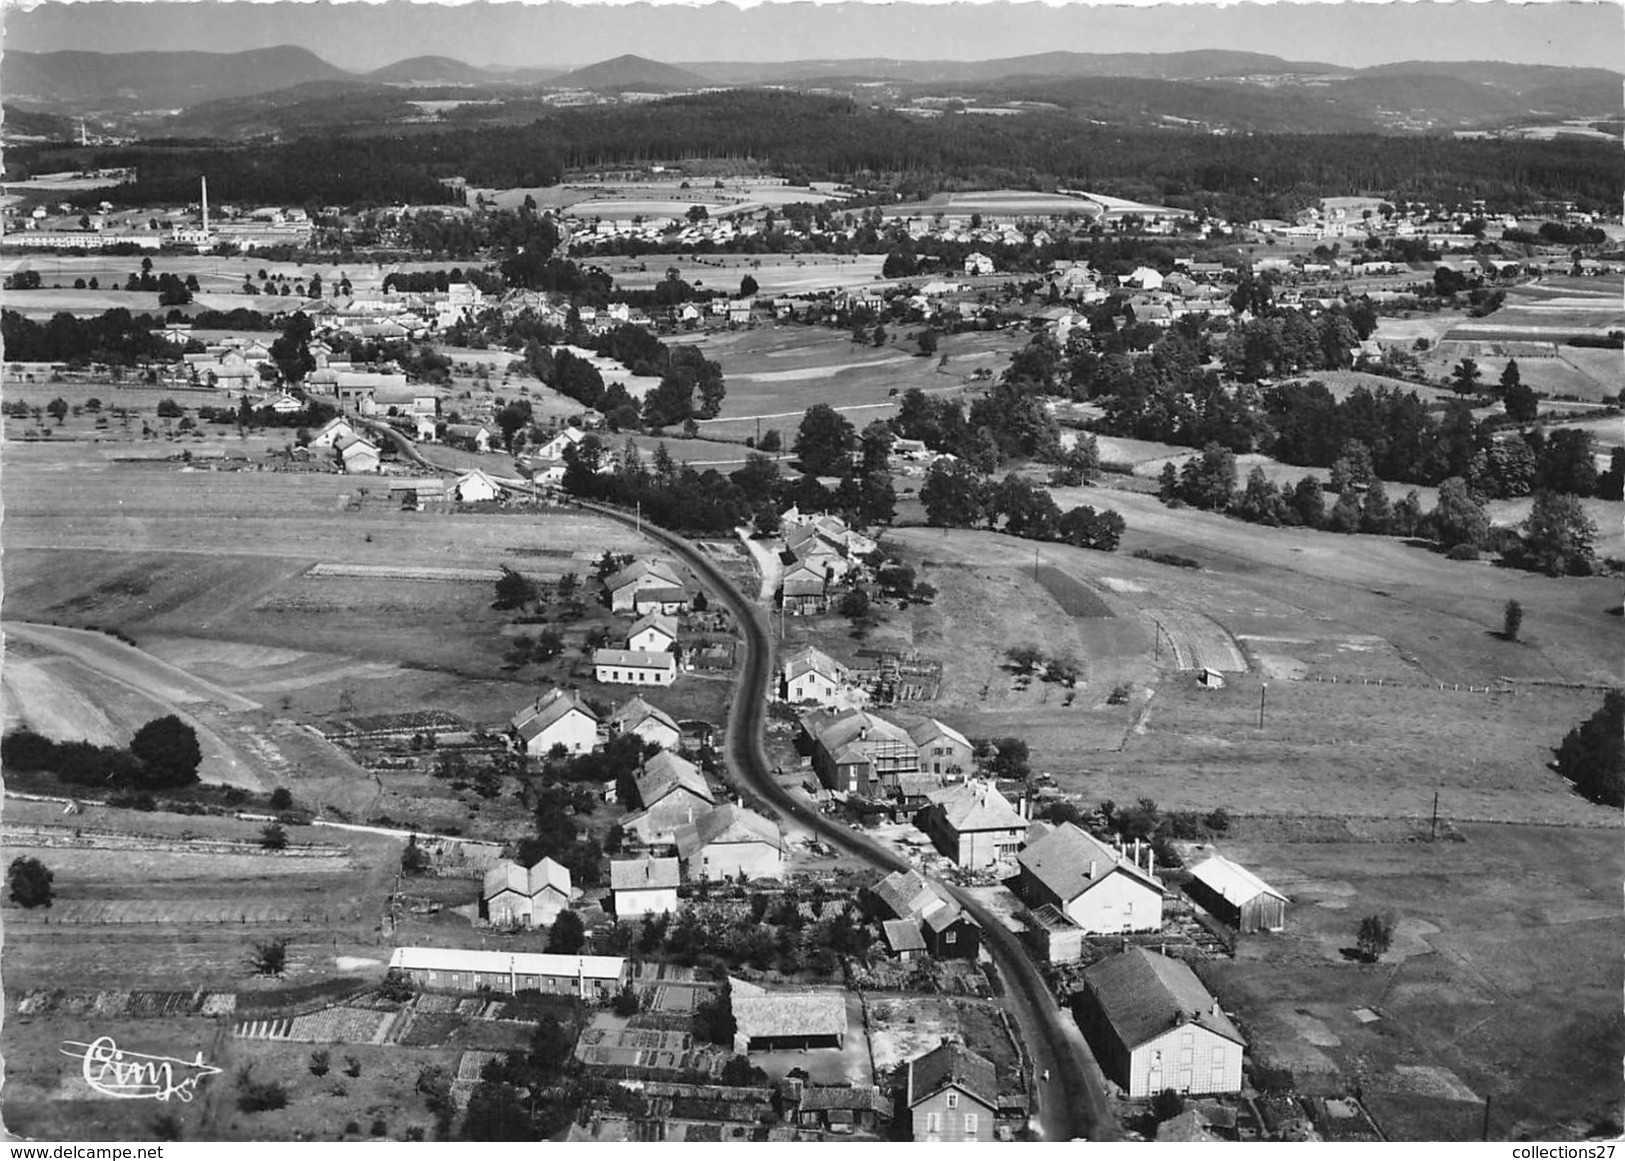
left=17, top=91, right=1622, bottom=215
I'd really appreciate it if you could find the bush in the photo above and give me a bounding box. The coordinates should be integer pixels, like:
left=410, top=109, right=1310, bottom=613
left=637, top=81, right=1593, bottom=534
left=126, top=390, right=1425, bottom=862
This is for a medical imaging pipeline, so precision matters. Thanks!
left=1444, top=544, right=1480, bottom=561
left=1356, top=911, right=1396, bottom=961
left=8, top=856, right=54, bottom=909
left=309, top=1050, right=331, bottom=1077
left=1203, top=807, right=1231, bottom=834
left=236, top=1070, right=289, bottom=1114
left=269, top=787, right=293, bottom=811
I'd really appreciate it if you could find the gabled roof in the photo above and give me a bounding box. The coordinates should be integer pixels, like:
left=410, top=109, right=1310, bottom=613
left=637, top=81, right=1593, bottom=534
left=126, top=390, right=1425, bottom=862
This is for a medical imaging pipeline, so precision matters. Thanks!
left=511, top=687, right=598, bottom=741
left=609, top=695, right=680, bottom=737
left=635, top=750, right=713, bottom=810
left=456, top=468, right=502, bottom=492
left=796, top=1085, right=889, bottom=1114
left=605, top=558, right=682, bottom=593
left=675, top=804, right=782, bottom=860
left=882, top=918, right=927, bottom=953
left=926, top=782, right=1026, bottom=834
left=871, top=869, right=938, bottom=920
left=389, top=946, right=624, bottom=981
left=905, top=1042, right=997, bottom=1110
left=732, top=989, right=847, bottom=1041
left=907, top=718, right=970, bottom=750
left=1018, top=822, right=1162, bottom=902
left=482, top=856, right=571, bottom=901
left=628, top=611, right=678, bottom=643
left=610, top=856, right=680, bottom=891
left=1187, top=854, right=1289, bottom=906
left=783, top=645, right=843, bottom=684
left=593, top=648, right=676, bottom=671
left=1082, top=947, right=1244, bottom=1050
left=810, top=709, right=913, bottom=756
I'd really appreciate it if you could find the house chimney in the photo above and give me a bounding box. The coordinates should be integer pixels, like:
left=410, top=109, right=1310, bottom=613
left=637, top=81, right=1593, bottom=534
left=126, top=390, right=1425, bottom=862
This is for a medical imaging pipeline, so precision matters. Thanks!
left=1147, top=847, right=1155, bottom=875
left=200, top=175, right=209, bottom=234
left=1089, top=861, right=1097, bottom=879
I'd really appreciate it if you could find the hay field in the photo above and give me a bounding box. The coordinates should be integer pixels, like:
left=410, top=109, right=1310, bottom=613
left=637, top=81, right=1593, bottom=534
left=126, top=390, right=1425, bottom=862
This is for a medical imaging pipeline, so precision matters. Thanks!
left=599, top=253, right=885, bottom=295
left=1198, top=822, right=1622, bottom=1140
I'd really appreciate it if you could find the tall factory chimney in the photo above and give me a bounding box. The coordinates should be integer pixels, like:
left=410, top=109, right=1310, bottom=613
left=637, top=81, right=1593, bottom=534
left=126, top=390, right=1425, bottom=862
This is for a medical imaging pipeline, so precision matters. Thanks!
left=200, top=176, right=209, bottom=234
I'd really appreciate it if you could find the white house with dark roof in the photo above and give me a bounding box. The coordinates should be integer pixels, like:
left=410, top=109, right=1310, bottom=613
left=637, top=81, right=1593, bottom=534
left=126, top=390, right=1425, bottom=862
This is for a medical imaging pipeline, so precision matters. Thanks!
left=675, top=804, right=784, bottom=882
left=607, top=695, right=681, bottom=751
left=593, top=648, right=677, bottom=686
left=916, top=781, right=1027, bottom=869
left=482, top=857, right=572, bottom=928
left=510, top=688, right=599, bottom=756
left=1075, top=947, right=1244, bottom=1097
left=308, top=416, right=358, bottom=448
left=604, top=559, right=684, bottom=613
left=779, top=645, right=848, bottom=706
left=1017, top=822, right=1164, bottom=934
left=907, top=718, right=973, bottom=777
left=610, top=856, right=680, bottom=920
left=627, top=612, right=678, bottom=653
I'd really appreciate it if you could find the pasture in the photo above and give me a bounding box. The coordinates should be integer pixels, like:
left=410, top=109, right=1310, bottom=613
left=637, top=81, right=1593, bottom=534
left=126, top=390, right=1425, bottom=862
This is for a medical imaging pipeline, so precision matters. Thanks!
left=598, top=253, right=885, bottom=295
left=1196, top=822, right=1622, bottom=1140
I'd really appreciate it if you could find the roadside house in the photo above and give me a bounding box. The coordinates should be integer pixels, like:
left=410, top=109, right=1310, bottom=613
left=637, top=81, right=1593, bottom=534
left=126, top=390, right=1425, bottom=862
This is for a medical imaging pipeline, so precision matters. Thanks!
left=675, top=804, right=784, bottom=882
left=801, top=708, right=919, bottom=798
left=1074, top=947, right=1245, bottom=1098
left=1017, top=822, right=1164, bottom=935
left=916, top=781, right=1027, bottom=869
left=903, top=1040, right=997, bottom=1142
left=594, top=648, right=677, bottom=687
left=907, top=718, right=973, bottom=777
left=627, top=612, right=678, bottom=653
left=779, top=645, right=848, bottom=706
left=868, top=868, right=981, bottom=960
left=604, top=559, right=684, bottom=613
left=453, top=468, right=502, bottom=503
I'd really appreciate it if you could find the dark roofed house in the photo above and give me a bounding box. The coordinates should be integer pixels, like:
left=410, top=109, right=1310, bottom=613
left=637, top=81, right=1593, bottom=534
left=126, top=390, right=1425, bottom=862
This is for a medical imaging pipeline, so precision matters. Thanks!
left=916, top=781, right=1027, bottom=869
left=1016, top=822, right=1164, bottom=935
left=609, top=855, right=680, bottom=921
left=675, top=804, right=784, bottom=882
left=801, top=708, right=919, bottom=798
left=1074, top=947, right=1244, bottom=1098
left=903, top=1040, right=997, bottom=1142
left=868, top=869, right=980, bottom=961
left=787, top=1083, right=892, bottom=1136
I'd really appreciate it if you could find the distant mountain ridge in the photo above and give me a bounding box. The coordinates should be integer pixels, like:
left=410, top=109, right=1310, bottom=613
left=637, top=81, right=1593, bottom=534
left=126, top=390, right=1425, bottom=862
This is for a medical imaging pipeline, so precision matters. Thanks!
left=551, top=54, right=709, bottom=91
left=4, top=45, right=348, bottom=109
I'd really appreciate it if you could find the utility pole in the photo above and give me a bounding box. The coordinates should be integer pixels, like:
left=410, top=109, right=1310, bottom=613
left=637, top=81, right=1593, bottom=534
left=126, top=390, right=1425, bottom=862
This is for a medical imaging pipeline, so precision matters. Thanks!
left=1258, top=683, right=1267, bottom=729
left=1430, top=791, right=1439, bottom=842
left=1033, top=546, right=1040, bottom=582
left=1481, top=1094, right=1491, bottom=1141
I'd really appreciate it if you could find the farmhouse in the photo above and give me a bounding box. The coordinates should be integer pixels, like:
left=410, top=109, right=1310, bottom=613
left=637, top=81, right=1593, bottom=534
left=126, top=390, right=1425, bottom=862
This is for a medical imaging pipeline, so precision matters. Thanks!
left=675, top=804, right=784, bottom=882
left=610, top=856, right=681, bottom=920
left=532, top=425, right=586, bottom=461
left=869, top=868, right=981, bottom=961
left=801, top=708, right=919, bottom=798
left=336, top=434, right=381, bottom=474
left=916, top=782, right=1027, bottom=869
left=482, top=857, right=572, bottom=928
left=779, top=561, right=829, bottom=615
left=510, top=688, right=599, bottom=756
left=730, top=981, right=847, bottom=1054
left=1017, top=822, right=1164, bottom=935
left=907, top=718, right=973, bottom=777
left=445, top=423, right=495, bottom=453
left=594, top=648, right=677, bottom=687
left=308, top=416, right=358, bottom=448
left=453, top=469, right=502, bottom=503
left=388, top=946, right=626, bottom=1000
left=627, top=751, right=715, bottom=844
left=1074, top=947, right=1245, bottom=1098
left=627, top=612, right=678, bottom=653
left=1184, top=854, right=1289, bottom=933
left=779, top=645, right=849, bottom=706
left=605, top=559, right=685, bottom=613
left=903, top=1041, right=998, bottom=1142
left=608, top=695, right=681, bottom=750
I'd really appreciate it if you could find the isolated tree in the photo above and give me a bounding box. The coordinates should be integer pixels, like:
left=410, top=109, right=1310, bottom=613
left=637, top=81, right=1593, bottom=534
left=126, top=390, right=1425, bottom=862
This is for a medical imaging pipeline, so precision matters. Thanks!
left=269, top=787, right=293, bottom=811
left=839, top=588, right=871, bottom=620
left=1355, top=912, right=1396, bottom=961
left=250, top=937, right=289, bottom=976
left=545, top=909, right=585, bottom=954
left=1179, top=444, right=1237, bottom=511
left=46, top=397, right=69, bottom=424
left=1449, top=357, right=1483, bottom=397
left=309, top=1049, right=331, bottom=1077
left=738, top=273, right=758, bottom=298
left=8, top=856, right=53, bottom=909
left=1515, top=490, right=1598, bottom=576
left=492, top=566, right=539, bottom=610
left=401, top=833, right=430, bottom=875
left=917, top=329, right=939, bottom=357
left=1502, top=599, right=1523, bottom=641
left=1497, top=358, right=1522, bottom=397
left=793, top=404, right=857, bottom=476
left=259, top=823, right=289, bottom=851
left=1006, top=644, right=1044, bottom=674
left=129, top=715, right=202, bottom=786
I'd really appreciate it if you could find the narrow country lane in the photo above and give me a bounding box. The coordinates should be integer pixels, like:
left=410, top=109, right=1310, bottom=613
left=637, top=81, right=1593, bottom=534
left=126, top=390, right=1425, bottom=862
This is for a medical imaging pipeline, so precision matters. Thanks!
left=571, top=498, right=1117, bottom=1142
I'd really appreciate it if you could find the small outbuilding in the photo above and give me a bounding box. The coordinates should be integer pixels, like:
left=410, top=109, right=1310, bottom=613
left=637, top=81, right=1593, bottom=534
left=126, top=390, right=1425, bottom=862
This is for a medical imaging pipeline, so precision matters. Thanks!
left=1184, top=853, right=1289, bottom=933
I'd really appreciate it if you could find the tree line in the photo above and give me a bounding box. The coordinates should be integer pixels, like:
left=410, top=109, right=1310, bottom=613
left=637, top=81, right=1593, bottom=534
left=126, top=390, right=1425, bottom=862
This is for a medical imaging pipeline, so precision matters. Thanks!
left=1, top=715, right=203, bottom=791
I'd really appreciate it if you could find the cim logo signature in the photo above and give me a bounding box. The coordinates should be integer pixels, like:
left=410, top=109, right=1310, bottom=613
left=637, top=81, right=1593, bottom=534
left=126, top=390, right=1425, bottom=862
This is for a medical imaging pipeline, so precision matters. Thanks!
left=61, top=1037, right=222, bottom=1102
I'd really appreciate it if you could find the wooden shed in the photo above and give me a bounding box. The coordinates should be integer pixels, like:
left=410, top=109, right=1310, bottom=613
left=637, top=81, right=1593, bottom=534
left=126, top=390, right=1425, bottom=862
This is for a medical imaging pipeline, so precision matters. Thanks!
left=1184, top=853, right=1289, bottom=934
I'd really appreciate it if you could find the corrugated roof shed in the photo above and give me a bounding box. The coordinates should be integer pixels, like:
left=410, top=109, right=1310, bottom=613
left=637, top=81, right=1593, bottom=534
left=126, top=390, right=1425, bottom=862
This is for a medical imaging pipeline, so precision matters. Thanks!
left=1187, top=853, right=1289, bottom=906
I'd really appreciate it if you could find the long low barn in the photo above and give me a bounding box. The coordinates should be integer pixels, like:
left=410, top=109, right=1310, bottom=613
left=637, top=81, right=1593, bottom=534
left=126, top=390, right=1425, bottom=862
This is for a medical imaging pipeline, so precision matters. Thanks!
left=731, top=985, right=848, bottom=1054
left=389, top=946, right=627, bottom=999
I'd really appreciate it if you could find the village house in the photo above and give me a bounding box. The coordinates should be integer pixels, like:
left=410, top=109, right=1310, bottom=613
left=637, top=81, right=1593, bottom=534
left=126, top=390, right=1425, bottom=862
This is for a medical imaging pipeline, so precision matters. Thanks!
left=626, top=750, right=715, bottom=845
left=388, top=946, right=626, bottom=1000
left=781, top=1081, right=891, bottom=1137
left=907, top=718, right=973, bottom=777
left=1016, top=822, right=1165, bottom=935
left=627, top=612, right=678, bottom=653
left=916, top=781, right=1027, bottom=869
left=335, top=433, right=381, bottom=474
left=307, top=415, right=358, bottom=448
left=453, top=468, right=502, bottom=503
left=1184, top=853, right=1289, bottom=934
left=963, top=252, right=994, bottom=276
left=594, top=648, right=677, bottom=687
left=444, top=422, right=496, bottom=453
left=778, top=645, right=849, bottom=706
left=609, top=855, right=680, bottom=920
left=482, top=857, right=572, bottom=928
left=801, top=708, right=919, bottom=798
left=532, top=425, right=586, bottom=462
left=730, top=980, right=847, bottom=1054
left=604, top=559, right=686, bottom=613
left=778, top=560, right=829, bottom=615
left=869, top=868, right=981, bottom=961
left=675, top=804, right=784, bottom=882
left=607, top=695, right=682, bottom=751
left=903, top=1041, right=998, bottom=1143
left=510, top=688, right=599, bottom=757
left=1074, top=947, right=1245, bottom=1098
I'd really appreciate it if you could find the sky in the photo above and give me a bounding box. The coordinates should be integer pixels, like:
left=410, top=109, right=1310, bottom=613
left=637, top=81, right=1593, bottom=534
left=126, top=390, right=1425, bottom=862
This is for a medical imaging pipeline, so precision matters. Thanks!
left=4, top=0, right=1621, bottom=73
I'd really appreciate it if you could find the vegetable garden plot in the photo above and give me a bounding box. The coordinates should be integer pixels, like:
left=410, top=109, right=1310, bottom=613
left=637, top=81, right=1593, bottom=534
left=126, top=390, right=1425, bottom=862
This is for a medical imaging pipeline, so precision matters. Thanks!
left=1145, top=607, right=1247, bottom=672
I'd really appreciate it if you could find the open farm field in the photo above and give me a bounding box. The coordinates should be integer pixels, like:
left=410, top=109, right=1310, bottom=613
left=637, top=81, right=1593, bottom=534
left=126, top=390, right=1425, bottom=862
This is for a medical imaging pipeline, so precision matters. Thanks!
left=887, top=188, right=1100, bottom=218
left=1195, top=823, right=1622, bottom=1140
left=596, top=253, right=884, bottom=296
left=0, top=287, right=244, bottom=318
left=0, top=252, right=439, bottom=297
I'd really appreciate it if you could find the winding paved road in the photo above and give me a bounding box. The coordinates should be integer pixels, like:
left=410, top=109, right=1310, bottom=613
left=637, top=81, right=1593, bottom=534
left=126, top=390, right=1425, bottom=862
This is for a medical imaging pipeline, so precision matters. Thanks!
left=572, top=498, right=1116, bottom=1142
